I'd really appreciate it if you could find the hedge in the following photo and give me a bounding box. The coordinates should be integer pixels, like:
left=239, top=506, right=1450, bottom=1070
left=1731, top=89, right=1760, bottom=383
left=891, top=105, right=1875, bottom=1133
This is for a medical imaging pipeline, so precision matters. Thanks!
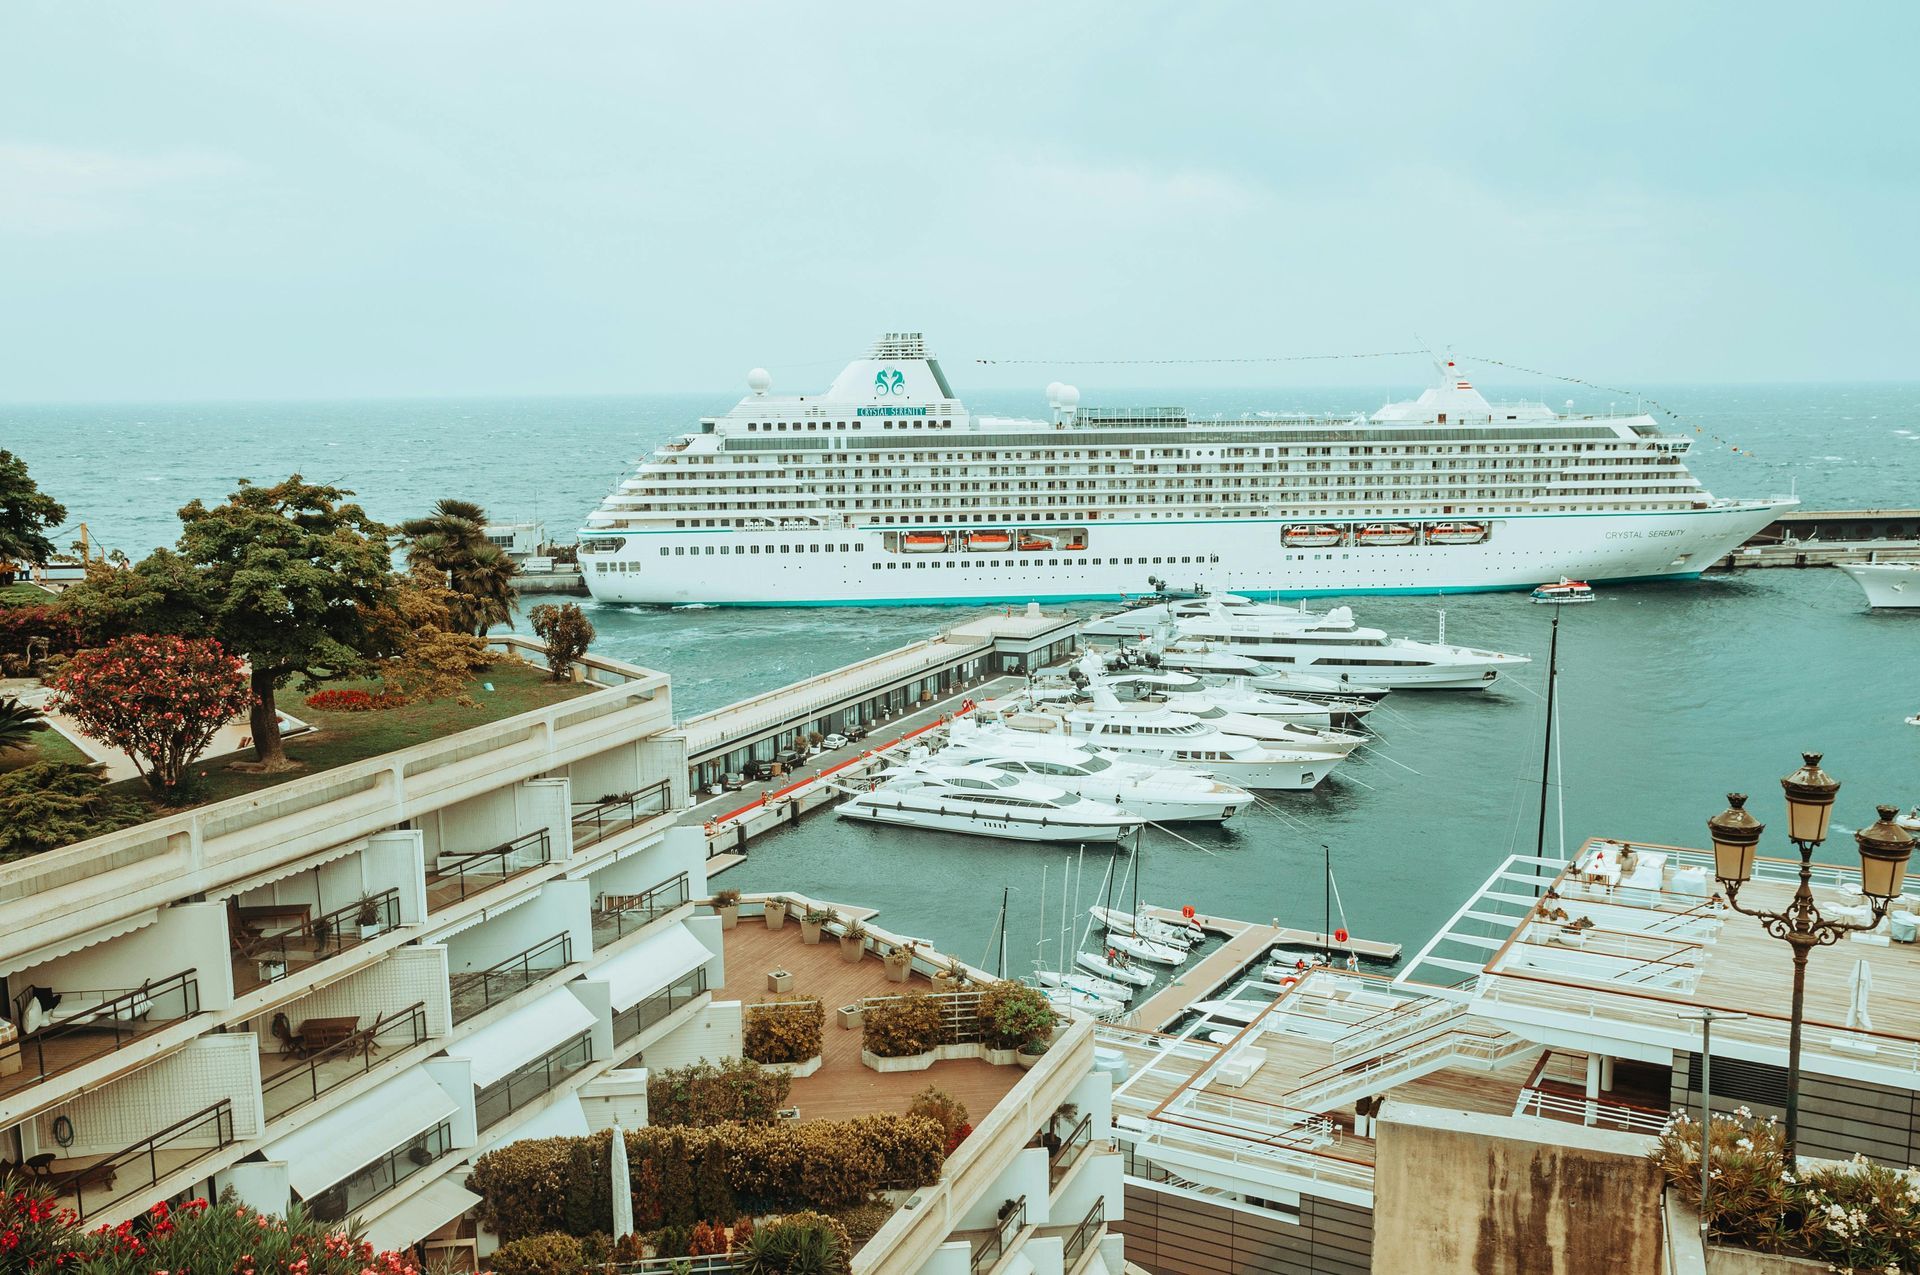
left=648, top=1057, right=793, bottom=1128
left=743, top=997, right=824, bottom=1065
left=469, top=1116, right=946, bottom=1241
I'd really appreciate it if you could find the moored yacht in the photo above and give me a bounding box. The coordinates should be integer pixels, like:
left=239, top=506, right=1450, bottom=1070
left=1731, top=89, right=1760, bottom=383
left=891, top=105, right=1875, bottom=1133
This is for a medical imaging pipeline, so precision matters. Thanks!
left=1838, top=562, right=1920, bottom=610
left=937, top=721, right=1252, bottom=823
left=835, top=766, right=1142, bottom=843
left=1009, top=690, right=1346, bottom=790
left=1164, top=604, right=1528, bottom=689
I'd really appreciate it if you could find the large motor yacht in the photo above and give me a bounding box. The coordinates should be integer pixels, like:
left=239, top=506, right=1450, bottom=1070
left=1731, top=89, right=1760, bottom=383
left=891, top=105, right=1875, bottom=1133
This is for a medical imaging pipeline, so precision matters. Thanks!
left=937, top=723, right=1252, bottom=823
left=834, top=766, right=1143, bottom=843
left=1157, top=604, right=1529, bottom=690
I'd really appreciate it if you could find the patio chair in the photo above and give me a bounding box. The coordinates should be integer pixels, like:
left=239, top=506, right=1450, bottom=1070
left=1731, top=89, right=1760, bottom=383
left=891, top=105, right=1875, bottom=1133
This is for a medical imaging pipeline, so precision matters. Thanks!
left=270, top=1012, right=310, bottom=1059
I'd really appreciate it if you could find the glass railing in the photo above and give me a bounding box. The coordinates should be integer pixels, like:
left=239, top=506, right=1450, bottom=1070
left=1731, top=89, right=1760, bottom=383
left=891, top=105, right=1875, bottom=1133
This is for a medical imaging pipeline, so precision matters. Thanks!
left=474, top=1031, right=593, bottom=1129
left=427, top=829, right=552, bottom=905
left=612, top=967, right=708, bottom=1047
left=592, top=872, right=690, bottom=946
left=58, top=1098, right=234, bottom=1221
left=971, top=1196, right=1027, bottom=1274
left=571, top=780, right=673, bottom=849
left=1048, top=1111, right=1093, bottom=1188
left=1063, top=1197, right=1104, bottom=1266
left=6, top=968, right=201, bottom=1088
left=307, top=1119, right=453, bottom=1223
left=235, top=889, right=403, bottom=989
left=261, top=1002, right=430, bottom=1122
left=451, top=932, right=574, bottom=1024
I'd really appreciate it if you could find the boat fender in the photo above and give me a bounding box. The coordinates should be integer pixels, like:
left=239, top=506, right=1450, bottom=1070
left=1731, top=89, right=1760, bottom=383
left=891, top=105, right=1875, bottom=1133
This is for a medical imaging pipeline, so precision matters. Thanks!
left=703, top=820, right=717, bottom=836
left=1280, top=976, right=1298, bottom=988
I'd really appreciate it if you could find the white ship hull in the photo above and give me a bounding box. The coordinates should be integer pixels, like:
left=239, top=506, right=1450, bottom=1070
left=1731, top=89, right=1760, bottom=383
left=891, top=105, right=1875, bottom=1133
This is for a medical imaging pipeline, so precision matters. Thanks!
left=1838, top=562, right=1920, bottom=610
left=582, top=503, right=1787, bottom=607
left=835, top=795, right=1137, bottom=843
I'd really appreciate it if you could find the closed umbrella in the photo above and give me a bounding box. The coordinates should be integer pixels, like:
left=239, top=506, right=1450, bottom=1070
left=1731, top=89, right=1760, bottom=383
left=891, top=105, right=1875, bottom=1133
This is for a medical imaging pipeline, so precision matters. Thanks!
left=610, top=1122, right=633, bottom=1241
left=1848, top=958, right=1874, bottom=1032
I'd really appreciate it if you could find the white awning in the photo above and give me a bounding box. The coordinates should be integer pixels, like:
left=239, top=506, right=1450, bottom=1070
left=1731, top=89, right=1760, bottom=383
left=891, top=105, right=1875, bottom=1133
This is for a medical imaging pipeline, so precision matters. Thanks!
left=444, top=987, right=596, bottom=1088
left=590, top=922, right=711, bottom=1012
left=359, top=1177, right=481, bottom=1253
left=264, top=1068, right=458, bottom=1199
left=481, top=1092, right=590, bottom=1154
left=0, top=908, right=157, bottom=977
left=426, top=887, right=540, bottom=942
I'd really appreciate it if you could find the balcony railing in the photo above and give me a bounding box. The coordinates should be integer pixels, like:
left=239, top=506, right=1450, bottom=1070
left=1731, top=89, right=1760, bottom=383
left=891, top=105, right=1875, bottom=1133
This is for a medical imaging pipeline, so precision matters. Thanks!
left=235, top=889, right=403, bottom=989
left=571, top=779, right=673, bottom=849
left=592, top=872, right=691, bottom=947
left=57, top=1098, right=235, bottom=1221
left=307, top=1118, right=453, bottom=1223
left=451, top=933, right=574, bottom=1024
left=971, top=1196, right=1027, bottom=1275
left=1048, top=1111, right=1093, bottom=1188
left=427, top=829, right=552, bottom=906
left=1063, top=1197, right=1104, bottom=1267
left=5, top=968, right=201, bottom=1089
left=261, top=1002, right=430, bottom=1123
left=474, top=1031, right=594, bottom=1129
left=612, top=967, right=708, bottom=1047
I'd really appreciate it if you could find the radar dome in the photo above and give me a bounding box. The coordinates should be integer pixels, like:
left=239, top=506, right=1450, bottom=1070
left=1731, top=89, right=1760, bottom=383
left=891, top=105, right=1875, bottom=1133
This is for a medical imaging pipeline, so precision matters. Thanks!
left=747, top=368, right=772, bottom=395
left=1056, top=384, right=1081, bottom=408
left=1045, top=381, right=1064, bottom=406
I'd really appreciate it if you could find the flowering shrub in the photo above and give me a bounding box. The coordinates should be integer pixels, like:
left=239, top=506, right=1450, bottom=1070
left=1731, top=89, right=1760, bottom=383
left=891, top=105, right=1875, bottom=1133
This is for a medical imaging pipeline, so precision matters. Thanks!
left=49, top=635, right=253, bottom=797
left=303, top=687, right=408, bottom=712
left=1654, top=1108, right=1920, bottom=1271
left=743, top=998, right=824, bottom=1065
left=0, top=1185, right=441, bottom=1273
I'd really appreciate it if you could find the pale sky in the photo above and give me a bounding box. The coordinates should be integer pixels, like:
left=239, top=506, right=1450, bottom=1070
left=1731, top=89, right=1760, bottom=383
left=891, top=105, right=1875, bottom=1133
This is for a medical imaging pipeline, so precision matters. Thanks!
left=1, top=1, right=1915, bottom=400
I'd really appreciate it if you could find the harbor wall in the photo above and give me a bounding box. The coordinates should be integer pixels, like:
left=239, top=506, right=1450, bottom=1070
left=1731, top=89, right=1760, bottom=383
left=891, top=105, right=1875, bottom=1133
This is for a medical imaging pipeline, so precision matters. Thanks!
left=1371, top=1100, right=1662, bottom=1275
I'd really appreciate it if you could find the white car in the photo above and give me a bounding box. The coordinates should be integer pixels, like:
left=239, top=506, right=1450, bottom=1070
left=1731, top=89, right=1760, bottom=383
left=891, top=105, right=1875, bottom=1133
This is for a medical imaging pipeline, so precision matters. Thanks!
left=822, top=733, right=849, bottom=751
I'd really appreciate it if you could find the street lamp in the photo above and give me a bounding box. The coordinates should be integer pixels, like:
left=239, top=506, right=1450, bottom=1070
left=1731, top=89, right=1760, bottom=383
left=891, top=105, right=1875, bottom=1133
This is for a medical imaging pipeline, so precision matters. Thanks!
left=1705, top=753, right=1915, bottom=1165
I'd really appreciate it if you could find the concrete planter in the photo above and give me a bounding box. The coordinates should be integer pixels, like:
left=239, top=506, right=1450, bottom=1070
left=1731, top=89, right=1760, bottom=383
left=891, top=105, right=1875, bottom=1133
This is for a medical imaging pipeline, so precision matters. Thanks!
left=862, top=1048, right=937, bottom=1073
left=1016, top=1047, right=1046, bottom=1069
left=884, top=957, right=912, bottom=984
left=717, top=906, right=739, bottom=931
left=985, top=1046, right=1019, bottom=1066
left=862, top=1041, right=1022, bottom=1073
left=839, top=936, right=865, bottom=964
left=800, top=919, right=825, bottom=945
left=1705, top=1246, right=1829, bottom=1273
left=765, top=1055, right=823, bottom=1079
left=765, top=903, right=788, bottom=931
left=837, top=1004, right=863, bottom=1031
left=766, top=969, right=793, bottom=993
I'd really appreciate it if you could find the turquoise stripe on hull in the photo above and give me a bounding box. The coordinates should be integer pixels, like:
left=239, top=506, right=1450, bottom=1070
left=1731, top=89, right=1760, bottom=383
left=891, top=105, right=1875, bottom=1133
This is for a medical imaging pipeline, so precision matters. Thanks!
left=628, top=570, right=1705, bottom=609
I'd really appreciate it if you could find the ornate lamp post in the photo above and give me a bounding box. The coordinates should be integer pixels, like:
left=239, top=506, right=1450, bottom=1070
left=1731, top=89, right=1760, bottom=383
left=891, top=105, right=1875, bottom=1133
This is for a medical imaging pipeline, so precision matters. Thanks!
left=1706, top=753, right=1915, bottom=1165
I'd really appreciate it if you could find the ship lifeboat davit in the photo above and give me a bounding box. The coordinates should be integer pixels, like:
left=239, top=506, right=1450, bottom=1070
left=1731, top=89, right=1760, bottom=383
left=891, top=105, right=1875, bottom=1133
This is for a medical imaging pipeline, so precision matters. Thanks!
left=1283, top=524, right=1344, bottom=548
left=966, top=531, right=1012, bottom=552
left=903, top=533, right=949, bottom=554
left=1356, top=523, right=1417, bottom=547
left=1424, top=521, right=1488, bottom=545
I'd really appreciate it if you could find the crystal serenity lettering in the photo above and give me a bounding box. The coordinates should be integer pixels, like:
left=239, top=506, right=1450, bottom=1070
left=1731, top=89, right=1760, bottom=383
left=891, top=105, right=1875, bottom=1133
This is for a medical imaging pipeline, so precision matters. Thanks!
left=1606, top=528, right=1685, bottom=539
left=856, top=406, right=928, bottom=416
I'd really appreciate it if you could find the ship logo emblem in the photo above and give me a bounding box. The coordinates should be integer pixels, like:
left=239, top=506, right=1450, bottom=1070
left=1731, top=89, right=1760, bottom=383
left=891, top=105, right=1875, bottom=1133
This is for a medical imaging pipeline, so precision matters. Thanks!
left=874, top=368, right=906, bottom=396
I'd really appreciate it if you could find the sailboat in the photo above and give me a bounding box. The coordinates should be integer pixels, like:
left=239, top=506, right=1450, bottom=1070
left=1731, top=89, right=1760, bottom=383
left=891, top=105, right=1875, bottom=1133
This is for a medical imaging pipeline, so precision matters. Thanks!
left=1029, top=862, right=1137, bottom=1003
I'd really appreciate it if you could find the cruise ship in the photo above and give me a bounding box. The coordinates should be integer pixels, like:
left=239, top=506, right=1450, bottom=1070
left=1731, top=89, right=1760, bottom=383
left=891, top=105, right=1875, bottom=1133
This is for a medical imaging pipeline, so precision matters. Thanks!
left=578, top=334, right=1792, bottom=606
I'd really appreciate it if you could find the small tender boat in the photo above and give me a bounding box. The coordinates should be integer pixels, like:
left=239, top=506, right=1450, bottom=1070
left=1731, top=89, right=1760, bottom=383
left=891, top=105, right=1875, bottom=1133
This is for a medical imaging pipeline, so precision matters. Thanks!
left=1283, top=524, right=1345, bottom=548
left=1424, top=521, right=1488, bottom=545
left=1531, top=577, right=1595, bottom=604
left=966, top=531, right=1012, bottom=552
left=902, top=532, right=949, bottom=554
left=1104, top=930, right=1187, bottom=966
left=1061, top=539, right=1087, bottom=551
left=1076, top=948, right=1155, bottom=986
left=1037, top=968, right=1135, bottom=1002
left=1017, top=534, right=1054, bottom=552
left=1356, top=522, right=1417, bottom=547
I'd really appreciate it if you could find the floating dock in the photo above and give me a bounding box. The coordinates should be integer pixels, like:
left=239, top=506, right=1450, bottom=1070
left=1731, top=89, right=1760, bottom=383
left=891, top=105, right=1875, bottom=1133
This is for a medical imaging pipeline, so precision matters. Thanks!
left=1128, top=908, right=1401, bottom=1031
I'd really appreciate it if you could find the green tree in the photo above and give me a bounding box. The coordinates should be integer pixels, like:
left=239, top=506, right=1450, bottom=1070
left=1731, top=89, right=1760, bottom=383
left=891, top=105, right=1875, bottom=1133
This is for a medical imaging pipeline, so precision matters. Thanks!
left=400, top=498, right=518, bottom=636
left=174, top=476, right=395, bottom=769
left=0, top=450, right=67, bottom=570
left=528, top=602, right=594, bottom=681
left=54, top=551, right=207, bottom=644
left=0, top=761, right=145, bottom=859
left=692, top=1138, right=735, bottom=1224
left=656, top=1131, right=698, bottom=1228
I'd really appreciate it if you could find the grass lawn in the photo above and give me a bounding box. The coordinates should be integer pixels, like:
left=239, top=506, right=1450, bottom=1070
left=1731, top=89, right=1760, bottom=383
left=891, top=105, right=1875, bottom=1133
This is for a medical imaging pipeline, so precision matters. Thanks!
left=0, top=581, right=57, bottom=604
left=107, top=657, right=594, bottom=812
left=0, top=726, right=96, bottom=773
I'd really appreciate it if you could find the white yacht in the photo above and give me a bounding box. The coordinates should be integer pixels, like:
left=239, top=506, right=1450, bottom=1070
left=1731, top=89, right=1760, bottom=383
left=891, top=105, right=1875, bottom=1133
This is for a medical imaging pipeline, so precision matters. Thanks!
left=1096, top=669, right=1373, bottom=730
left=1009, top=691, right=1345, bottom=791
left=1138, top=644, right=1392, bottom=703
left=937, top=723, right=1252, bottom=824
left=1075, top=949, right=1155, bottom=987
left=1838, top=562, right=1920, bottom=610
left=1089, top=905, right=1202, bottom=949
left=1037, top=968, right=1136, bottom=1002
left=1163, top=605, right=1528, bottom=689
left=835, top=766, right=1142, bottom=843
left=577, top=334, right=1791, bottom=606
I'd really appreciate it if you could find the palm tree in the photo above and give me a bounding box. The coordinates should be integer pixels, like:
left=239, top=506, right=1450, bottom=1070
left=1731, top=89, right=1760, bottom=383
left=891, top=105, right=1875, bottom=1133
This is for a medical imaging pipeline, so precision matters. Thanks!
left=400, top=499, right=518, bottom=636
left=0, top=695, right=47, bottom=757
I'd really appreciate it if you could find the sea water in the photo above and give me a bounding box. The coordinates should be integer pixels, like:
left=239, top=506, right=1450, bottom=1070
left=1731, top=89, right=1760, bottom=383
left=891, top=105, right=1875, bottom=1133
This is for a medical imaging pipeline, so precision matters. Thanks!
left=6, top=382, right=1918, bottom=968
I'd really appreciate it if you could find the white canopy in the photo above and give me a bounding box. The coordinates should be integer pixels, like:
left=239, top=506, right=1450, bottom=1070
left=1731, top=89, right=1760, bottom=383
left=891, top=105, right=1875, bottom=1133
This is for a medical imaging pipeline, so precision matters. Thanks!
left=264, top=1068, right=458, bottom=1199
left=359, top=1177, right=481, bottom=1253
left=444, top=987, right=596, bottom=1088
left=482, top=1092, right=591, bottom=1153
left=591, top=923, right=711, bottom=1012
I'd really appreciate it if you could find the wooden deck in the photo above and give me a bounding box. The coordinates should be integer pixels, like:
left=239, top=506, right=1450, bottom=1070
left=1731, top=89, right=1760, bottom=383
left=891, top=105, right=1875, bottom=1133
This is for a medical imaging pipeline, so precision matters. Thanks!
left=717, top=918, right=1021, bottom=1125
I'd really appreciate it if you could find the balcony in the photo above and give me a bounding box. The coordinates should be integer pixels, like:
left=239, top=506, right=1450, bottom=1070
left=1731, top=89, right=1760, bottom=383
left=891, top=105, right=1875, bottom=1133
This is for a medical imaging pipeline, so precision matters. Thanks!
left=425, top=829, right=553, bottom=911
left=612, top=967, right=708, bottom=1048
left=474, top=1031, right=594, bottom=1129
left=450, top=933, right=574, bottom=1025
left=591, top=871, right=690, bottom=948
left=43, top=1098, right=236, bottom=1221
left=260, top=1002, right=431, bottom=1123
left=570, top=779, right=673, bottom=852
left=0, top=969, right=201, bottom=1101
left=230, top=889, right=404, bottom=993
left=961, top=1196, right=1027, bottom=1274
left=307, top=1118, right=454, bottom=1224
left=1047, top=1109, right=1094, bottom=1190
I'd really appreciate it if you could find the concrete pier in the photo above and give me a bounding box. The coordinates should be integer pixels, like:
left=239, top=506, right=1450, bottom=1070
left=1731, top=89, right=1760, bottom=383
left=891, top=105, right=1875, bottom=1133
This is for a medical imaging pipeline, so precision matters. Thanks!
left=1709, top=507, right=1920, bottom=570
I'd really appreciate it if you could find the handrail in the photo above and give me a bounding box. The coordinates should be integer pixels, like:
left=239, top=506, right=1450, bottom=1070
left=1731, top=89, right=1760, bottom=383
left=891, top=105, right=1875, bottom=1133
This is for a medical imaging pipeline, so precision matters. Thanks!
left=474, top=1031, right=594, bottom=1129
left=427, top=829, right=552, bottom=904
left=1049, top=1112, right=1093, bottom=1187
left=1515, top=1086, right=1670, bottom=1135
left=451, top=932, right=573, bottom=1024
left=571, top=780, right=674, bottom=848
left=971, top=1196, right=1027, bottom=1275
left=9, top=968, right=201, bottom=1085
left=58, top=1097, right=234, bottom=1220
left=1063, top=1197, right=1104, bottom=1265
left=594, top=871, right=691, bottom=942
left=611, top=967, right=708, bottom=1048
left=263, top=1002, right=429, bottom=1121
left=308, top=1118, right=453, bottom=1222
left=238, top=889, right=403, bottom=985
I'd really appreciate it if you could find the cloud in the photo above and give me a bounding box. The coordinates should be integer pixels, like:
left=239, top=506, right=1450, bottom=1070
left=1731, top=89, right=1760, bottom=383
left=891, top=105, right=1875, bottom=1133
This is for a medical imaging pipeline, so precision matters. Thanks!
left=0, top=142, right=242, bottom=234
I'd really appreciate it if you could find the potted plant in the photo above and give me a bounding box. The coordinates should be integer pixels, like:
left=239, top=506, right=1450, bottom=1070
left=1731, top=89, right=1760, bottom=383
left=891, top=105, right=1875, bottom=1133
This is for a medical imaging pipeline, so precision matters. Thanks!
left=800, top=906, right=835, bottom=945
left=932, top=955, right=972, bottom=991
left=836, top=1002, right=863, bottom=1030
left=839, top=919, right=868, bottom=964
left=765, top=896, right=790, bottom=931
left=713, top=888, right=741, bottom=931
left=883, top=941, right=915, bottom=984
left=356, top=895, right=382, bottom=940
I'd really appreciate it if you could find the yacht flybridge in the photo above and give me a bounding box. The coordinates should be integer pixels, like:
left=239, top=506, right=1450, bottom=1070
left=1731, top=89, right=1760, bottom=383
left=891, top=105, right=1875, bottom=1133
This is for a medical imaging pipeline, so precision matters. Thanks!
left=577, top=334, right=1791, bottom=606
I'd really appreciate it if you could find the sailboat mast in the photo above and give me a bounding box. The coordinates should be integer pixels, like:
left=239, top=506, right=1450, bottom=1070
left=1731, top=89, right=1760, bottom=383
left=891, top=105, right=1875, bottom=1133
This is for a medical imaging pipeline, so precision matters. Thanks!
left=1535, top=605, right=1561, bottom=865
left=997, top=885, right=1009, bottom=979
left=1323, top=842, right=1332, bottom=964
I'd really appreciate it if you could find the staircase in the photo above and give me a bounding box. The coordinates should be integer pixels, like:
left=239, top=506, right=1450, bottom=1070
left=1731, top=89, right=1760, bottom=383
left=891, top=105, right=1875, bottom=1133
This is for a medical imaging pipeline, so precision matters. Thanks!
left=1283, top=996, right=1531, bottom=1114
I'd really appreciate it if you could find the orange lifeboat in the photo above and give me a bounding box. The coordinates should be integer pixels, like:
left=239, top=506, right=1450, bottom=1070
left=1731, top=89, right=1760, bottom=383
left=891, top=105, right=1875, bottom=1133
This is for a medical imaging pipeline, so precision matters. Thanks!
left=902, top=533, right=949, bottom=554
left=1356, top=523, right=1417, bottom=547
left=1424, top=521, right=1488, bottom=545
left=966, top=531, right=1012, bottom=552
left=1283, top=524, right=1344, bottom=548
